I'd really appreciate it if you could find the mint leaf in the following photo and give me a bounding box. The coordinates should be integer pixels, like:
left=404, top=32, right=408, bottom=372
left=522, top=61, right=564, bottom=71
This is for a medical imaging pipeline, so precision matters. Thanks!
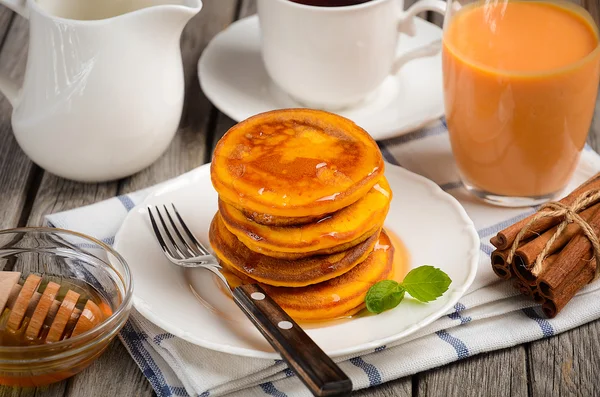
left=365, top=280, right=405, bottom=314
left=401, top=265, right=452, bottom=302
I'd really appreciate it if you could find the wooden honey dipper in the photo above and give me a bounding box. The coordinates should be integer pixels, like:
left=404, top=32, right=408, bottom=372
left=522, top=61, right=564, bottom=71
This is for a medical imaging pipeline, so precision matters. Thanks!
left=0, top=272, right=105, bottom=344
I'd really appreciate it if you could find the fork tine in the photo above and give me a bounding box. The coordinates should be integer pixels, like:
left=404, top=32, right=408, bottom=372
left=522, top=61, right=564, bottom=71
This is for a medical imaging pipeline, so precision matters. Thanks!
left=154, top=206, right=186, bottom=260
left=171, top=204, right=210, bottom=255
left=147, top=206, right=181, bottom=260
left=162, top=205, right=200, bottom=257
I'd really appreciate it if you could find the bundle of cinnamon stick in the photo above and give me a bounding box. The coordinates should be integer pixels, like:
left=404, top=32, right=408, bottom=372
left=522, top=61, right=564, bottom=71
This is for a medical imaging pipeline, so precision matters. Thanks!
left=491, top=173, right=600, bottom=318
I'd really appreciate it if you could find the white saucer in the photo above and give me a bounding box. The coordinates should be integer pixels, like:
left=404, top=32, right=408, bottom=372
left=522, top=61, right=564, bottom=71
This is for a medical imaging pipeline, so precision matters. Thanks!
left=198, top=15, right=444, bottom=141
left=113, top=163, right=479, bottom=359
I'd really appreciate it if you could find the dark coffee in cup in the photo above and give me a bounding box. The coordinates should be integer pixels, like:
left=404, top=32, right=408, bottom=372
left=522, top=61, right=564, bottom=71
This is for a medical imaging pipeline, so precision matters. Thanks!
left=289, top=0, right=373, bottom=6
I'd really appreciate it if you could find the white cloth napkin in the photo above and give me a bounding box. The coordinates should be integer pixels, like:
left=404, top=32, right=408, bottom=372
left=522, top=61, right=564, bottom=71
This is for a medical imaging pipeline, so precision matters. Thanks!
left=46, top=119, right=600, bottom=397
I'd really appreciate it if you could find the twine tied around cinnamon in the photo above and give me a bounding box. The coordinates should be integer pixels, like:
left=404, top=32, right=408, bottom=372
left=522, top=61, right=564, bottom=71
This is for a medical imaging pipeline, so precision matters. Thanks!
left=506, top=189, right=600, bottom=279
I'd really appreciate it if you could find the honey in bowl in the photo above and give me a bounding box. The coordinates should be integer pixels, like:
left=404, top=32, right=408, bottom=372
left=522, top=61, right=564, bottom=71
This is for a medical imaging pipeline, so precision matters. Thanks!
left=210, top=109, right=406, bottom=322
left=0, top=272, right=111, bottom=346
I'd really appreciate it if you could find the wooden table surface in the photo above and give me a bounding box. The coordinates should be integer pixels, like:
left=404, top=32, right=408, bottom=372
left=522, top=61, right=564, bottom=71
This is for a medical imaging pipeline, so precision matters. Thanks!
left=1, top=1, right=600, bottom=396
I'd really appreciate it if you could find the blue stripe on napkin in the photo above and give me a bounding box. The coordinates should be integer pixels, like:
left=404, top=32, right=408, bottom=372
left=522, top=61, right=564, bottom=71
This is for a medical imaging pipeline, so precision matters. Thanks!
left=154, top=333, right=176, bottom=345
left=522, top=307, right=554, bottom=338
left=378, top=144, right=401, bottom=166
left=477, top=211, right=537, bottom=238
left=435, top=330, right=470, bottom=359
left=448, top=303, right=472, bottom=324
left=259, top=382, right=288, bottom=397
left=118, top=194, right=136, bottom=211
left=283, top=368, right=294, bottom=378
left=480, top=243, right=494, bottom=256
left=120, top=322, right=176, bottom=397
left=349, top=357, right=382, bottom=387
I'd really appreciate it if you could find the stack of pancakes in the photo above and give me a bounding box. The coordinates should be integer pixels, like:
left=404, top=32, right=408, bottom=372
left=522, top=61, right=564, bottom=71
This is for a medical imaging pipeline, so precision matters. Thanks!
left=209, top=109, right=395, bottom=321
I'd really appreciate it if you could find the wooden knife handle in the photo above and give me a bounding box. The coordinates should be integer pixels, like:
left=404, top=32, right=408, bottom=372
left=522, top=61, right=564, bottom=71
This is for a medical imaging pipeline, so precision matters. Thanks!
left=232, top=284, right=352, bottom=397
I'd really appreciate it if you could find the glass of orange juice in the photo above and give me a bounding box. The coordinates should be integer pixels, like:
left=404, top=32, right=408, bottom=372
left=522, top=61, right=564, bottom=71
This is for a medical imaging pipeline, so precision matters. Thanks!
left=443, top=0, right=600, bottom=206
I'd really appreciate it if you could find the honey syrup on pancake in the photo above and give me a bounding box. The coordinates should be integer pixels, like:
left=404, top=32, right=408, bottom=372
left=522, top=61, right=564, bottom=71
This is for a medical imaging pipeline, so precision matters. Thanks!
left=231, top=121, right=363, bottom=193
left=203, top=229, right=410, bottom=327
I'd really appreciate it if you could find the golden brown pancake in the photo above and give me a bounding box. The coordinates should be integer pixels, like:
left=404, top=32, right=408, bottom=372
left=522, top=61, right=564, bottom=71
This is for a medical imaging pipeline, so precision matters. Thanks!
left=209, top=212, right=381, bottom=287
left=237, top=210, right=327, bottom=227
left=218, top=178, right=391, bottom=256
left=211, top=109, right=384, bottom=219
left=222, top=230, right=396, bottom=322
left=244, top=230, right=378, bottom=260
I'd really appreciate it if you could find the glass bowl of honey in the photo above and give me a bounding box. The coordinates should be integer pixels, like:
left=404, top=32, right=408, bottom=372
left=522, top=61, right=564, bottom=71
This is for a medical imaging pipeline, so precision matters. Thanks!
left=0, top=227, right=133, bottom=387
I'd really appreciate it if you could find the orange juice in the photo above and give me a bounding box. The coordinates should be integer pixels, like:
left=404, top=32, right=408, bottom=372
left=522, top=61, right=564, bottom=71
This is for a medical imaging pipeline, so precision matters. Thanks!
left=443, top=1, right=600, bottom=199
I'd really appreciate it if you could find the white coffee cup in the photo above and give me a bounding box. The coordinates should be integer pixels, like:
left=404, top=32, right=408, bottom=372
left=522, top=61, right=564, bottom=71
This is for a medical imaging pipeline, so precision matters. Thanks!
left=257, top=0, right=447, bottom=110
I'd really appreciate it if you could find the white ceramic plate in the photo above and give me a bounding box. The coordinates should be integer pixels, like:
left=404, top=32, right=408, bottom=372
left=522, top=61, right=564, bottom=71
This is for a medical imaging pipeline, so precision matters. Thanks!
left=114, top=164, right=479, bottom=358
left=198, top=15, right=444, bottom=141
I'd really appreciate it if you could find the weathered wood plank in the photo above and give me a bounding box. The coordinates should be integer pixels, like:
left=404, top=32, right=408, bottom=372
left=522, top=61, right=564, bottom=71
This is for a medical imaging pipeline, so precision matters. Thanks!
left=529, top=320, right=600, bottom=397
left=0, top=14, right=32, bottom=231
left=417, top=348, right=528, bottom=397
left=583, top=0, right=599, bottom=25
left=586, top=86, right=600, bottom=151
left=354, top=378, right=412, bottom=397
left=66, top=340, right=155, bottom=396
left=0, top=8, right=14, bottom=41
left=238, top=0, right=256, bottom=16
left=0, top=383, right=65, bottom=397
left=25, top=175, right=117, bottom=226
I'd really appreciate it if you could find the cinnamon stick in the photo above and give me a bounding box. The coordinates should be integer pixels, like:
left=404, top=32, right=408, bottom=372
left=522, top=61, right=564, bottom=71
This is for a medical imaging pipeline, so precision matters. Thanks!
left=541, top=260, right=595, bottom=318
left=514, top=205, right=598, bottom=268
left=535, top=206, right=600, bottom=298
left=533, top=290, right=545, bottom=304
left=491, top=249, right=512, bottom=280
left=513, top=254, right=556, bottom=286
left=491, top=172, right=600, bottom=250
left=514, top=280, right=532, bottom=296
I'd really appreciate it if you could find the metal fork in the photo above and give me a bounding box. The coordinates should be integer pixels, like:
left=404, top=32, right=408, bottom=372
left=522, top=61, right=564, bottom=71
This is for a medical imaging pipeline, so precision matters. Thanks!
left=147, top=204, right=352, bottom=397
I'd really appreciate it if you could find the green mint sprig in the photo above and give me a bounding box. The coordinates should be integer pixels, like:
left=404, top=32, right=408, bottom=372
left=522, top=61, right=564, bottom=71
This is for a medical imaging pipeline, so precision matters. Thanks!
left=365, top=265, right=452, bottom=314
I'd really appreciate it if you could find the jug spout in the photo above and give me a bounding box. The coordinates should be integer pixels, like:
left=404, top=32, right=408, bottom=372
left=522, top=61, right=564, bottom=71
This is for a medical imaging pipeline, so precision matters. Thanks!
left=129, top=0, right=202, bottom=24
left=153, top=0, right=203, bottom=18
left=133, top=0, right=203, bottom=32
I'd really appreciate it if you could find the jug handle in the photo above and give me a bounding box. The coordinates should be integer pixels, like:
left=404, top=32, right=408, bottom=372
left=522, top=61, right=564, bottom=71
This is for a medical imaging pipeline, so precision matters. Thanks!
left=0, top=0, right=27, bottom=106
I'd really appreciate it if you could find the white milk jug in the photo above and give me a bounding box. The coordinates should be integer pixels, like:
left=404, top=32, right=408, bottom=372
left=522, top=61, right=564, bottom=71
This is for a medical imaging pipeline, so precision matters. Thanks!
left=0, top=0, right=202, bottom=182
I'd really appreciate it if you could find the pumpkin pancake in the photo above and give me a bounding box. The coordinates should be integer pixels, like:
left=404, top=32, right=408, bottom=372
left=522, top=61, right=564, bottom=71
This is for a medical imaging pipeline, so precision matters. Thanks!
left=222, top=230, right=396, bottom=322
left=211, top=109, right=384, bottom=220
left=237, top=210, right=325, bottom=227
left=218, top=178, right=391, bottom=257
left=209, top=212, right=380, bottom=287
left=244, top=230, right=377, bottom=260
